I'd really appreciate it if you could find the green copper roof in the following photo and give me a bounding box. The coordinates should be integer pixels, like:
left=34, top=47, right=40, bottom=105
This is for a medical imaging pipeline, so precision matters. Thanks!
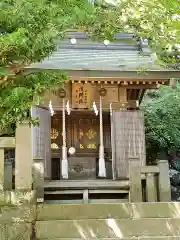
left=28, top=32, right=171, bottom=73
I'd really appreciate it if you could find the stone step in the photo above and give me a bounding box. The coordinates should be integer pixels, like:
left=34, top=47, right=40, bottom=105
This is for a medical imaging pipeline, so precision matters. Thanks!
left=37, top=203, right=180, bottom=220
left=36, top=219, right=180, bottom=239
left=37, top=238, right=180, bottom=240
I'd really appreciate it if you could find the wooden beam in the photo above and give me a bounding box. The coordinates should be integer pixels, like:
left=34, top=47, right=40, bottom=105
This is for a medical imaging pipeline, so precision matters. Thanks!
left=65, top=69, right=179, bottom=79
left=70, top=76, right=169, bottom=84
left=44, top=180, right=130, bottom=189
left=124, top=84, right=160, bottom=89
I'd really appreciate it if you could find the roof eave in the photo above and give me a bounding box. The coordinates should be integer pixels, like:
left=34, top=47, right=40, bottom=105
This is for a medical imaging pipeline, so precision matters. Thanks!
left=26, top=68, right=180, bottom=79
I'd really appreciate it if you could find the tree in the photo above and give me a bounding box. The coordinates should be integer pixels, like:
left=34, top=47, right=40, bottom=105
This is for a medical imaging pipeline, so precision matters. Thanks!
left=97, top=0, right=180, bottom=66
left=143, top=84, right=180, bottom=162
left=117, top=0, right=180, bottom=66
left=0, top=0, right=179, bottom=133
left=0, top=0, right=96, bottom=133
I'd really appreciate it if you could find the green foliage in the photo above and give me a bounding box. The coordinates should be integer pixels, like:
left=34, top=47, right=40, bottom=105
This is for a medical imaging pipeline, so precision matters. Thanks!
left=94, top=0, right=180, bottom=65
left=117, top=0, right=180, bottom=65
left=0, top=0, right=179, bottom=133
left=0, top=0, right=93, bottom=74
left=0, top=70, right=67, bottom=134
left=144, top=84, right=180, bottom=158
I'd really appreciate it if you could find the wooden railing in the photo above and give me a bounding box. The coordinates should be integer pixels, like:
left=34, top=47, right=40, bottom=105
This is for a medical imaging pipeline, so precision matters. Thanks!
left=0, top=127, right=172, bottom=204
left=129, top=158, right=171, bottom=202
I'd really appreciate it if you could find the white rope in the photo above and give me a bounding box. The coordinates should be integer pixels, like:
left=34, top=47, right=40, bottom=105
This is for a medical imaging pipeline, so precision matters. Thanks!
left=49, top=100, right=54, bottom=116
left=98, top=96, right=106, bottom=177
left=93, top=101, right=98, bottom=115
left=110, top=103, right=112, bottom=116
left=66, top=100, right=71, bottom=115
left=61, top=98, right=68, bottom=179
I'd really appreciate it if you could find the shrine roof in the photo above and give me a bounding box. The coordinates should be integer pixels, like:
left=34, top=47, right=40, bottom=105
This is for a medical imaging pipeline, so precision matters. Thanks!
left=28, top=32, right=179, bottom=77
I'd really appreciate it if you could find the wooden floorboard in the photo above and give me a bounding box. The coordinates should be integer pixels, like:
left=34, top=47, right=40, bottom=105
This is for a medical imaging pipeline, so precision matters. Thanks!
left=44, top=189, right=129, bottom=195
left=44, top=199, right=129, bottom=204
left=44, top=180, right=129, bottom=190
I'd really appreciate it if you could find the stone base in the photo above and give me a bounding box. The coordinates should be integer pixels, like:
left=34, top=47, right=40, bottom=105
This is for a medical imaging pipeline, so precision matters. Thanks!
left=0, top=198, right=35, bottom=240
left=0, top=190, right=36, bottom=205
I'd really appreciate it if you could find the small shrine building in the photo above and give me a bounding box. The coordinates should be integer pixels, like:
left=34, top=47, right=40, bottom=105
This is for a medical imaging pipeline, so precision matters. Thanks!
left=26, top=31, right=179, bottom=202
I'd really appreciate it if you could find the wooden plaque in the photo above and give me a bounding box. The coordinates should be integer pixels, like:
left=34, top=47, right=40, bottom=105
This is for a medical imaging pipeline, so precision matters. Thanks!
left=72, top=83, right=92, bottom=109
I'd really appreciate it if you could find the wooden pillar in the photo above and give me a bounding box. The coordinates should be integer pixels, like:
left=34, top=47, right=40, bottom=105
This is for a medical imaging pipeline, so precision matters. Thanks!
left=158, top=160, right=171, bottom=202
left=0, top=148, right=4, bottom=191
left=83, top=189, right=89, bottom=204
left=98, top=95, right=106, bottom=177
left=129, top=157, right=142, bottom=202
left=110, top=109, right=116, bottom=180
left=33, top=158, right=44, bottom=203
left=170, top=78, right=177, bottom=88
left=4, top=162, right=13, bottom=191
left=15, top=122, right=33, bottom=190
left=146, top=173, right=157, bottom=202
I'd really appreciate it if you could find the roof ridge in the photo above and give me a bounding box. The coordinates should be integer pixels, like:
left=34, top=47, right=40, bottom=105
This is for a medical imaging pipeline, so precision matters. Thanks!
left=64, top=31, right=135, bottom=40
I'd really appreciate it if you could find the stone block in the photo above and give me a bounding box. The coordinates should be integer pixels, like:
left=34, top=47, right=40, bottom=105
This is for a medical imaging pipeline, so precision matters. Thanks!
left=0, top=191, right=11, bottom=204
left=132, top=202, right=180, bottom=218
left=0, top=223, right=31, bottom=240
left=146, top=173, right=157, bottom=202
left=36, top=219, right=180, bottom=239
left=0, top=205, right=36, bottom=223
left=158, top=160, right=171, bottom=202
left=10, top=190, right=36, bottom=205
left=44, top=238, right=180, bottom=240
left=37, top=203, right=132, bottom=220
left=15, top=122, right=33, bottom=190
left=33, top=158, right=44, bottom=203
left=129, top=158, right=142, bottom=202
left=140, top=238, right=180, bottom=240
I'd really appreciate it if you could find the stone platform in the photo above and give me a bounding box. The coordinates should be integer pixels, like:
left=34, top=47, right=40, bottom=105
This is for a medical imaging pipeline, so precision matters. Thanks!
left=1, top=202, right=180, bottom=239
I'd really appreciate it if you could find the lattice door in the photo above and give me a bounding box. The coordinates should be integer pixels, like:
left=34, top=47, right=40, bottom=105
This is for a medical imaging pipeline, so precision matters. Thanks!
left=112, top=110, right=146, bottom=179
left=31, top=106, right=51, bottom=178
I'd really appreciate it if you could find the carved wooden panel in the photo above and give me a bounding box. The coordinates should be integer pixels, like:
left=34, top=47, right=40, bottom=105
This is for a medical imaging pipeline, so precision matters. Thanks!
left=93, top=85, right=119, bottom=104
left=51, top=113, right=72, bottom=152
left=103, top=87, right=119, bottom=103
left=72, top=83, right=92, bottom=109
left=67, top=157, right=96, bottom=180
left=43, top=83, right=71, bottom=106
left=51, top=114, right=61, bottom=151
left=78, top=118, right=99, bottom=151
left=112, top=110, right=146, bottom=179
left=51, top=112, right=111, bottom=156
